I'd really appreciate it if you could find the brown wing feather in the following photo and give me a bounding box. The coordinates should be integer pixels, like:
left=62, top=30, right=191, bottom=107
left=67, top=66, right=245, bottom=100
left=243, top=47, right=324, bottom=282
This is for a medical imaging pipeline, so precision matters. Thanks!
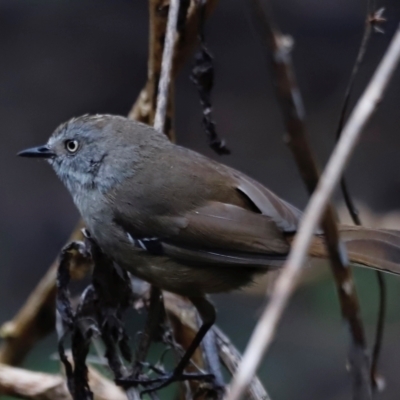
left=172, top=201, right=290, bottom=254
left=231, top=171, right=302, bottom=232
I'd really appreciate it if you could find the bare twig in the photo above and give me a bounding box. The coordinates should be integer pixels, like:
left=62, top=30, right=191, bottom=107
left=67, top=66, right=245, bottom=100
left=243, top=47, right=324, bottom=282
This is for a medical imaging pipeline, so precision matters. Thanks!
left=129, top=0, right=171, bottom=131
left=335, top=1, right=378, bottom=145
left=334, top=0, right=387, bottom=388
left=0, top=364, right=70, bottom=400
left=371, top=272, right=386, bottom=390
left=226, top=22, right=400, bottom=400
left=0, top=363, right=126, bottom=400
left=129, top=0, right=219, bottom=137
left=337, top=4, right=385, bottom=224
left=154, top=0, right=180, bottom=133
left=214, top=327, right=270, bottom=400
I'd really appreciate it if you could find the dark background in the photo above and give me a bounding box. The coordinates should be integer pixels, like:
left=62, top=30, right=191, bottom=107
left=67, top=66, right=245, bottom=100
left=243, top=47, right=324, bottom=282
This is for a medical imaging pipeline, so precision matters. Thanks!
left=1, top=0, right=400, bottom=399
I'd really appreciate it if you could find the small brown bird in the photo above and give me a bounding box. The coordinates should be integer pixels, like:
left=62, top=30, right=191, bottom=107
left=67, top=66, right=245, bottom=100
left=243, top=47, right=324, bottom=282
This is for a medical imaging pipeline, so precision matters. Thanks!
left=18, top=114, right=400, bottom=390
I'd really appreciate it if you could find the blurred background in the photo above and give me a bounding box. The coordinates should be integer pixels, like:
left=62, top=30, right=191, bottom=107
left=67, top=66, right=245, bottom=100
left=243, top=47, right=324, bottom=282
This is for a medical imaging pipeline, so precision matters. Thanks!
left=1, top=0, right=400, bottom=399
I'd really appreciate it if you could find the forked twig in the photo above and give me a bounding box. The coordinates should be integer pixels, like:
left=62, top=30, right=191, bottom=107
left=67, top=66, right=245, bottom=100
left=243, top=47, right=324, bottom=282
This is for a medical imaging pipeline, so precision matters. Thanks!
left=226, top=21, right=400, bottom=400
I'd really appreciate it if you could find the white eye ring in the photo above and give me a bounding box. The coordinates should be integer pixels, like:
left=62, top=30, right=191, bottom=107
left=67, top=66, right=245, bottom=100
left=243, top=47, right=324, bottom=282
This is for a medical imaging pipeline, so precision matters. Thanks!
left=65, top=140, right=79, bottom=153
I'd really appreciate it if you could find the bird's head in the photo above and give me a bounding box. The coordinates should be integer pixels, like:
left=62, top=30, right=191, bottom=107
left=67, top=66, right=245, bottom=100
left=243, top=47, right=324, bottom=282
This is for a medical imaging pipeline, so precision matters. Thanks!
left=18, top=114, right=154, bottom=195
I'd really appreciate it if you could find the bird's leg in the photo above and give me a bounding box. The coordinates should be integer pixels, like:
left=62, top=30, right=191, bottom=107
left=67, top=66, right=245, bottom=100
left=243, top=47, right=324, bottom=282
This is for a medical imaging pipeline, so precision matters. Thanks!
left=117, top=296, right=216, bottom=394
left=171, top=296, right=216, bottom=377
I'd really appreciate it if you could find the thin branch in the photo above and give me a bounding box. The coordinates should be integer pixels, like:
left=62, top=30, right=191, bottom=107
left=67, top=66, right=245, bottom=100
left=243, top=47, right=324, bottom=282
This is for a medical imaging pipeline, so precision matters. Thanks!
left=0, top=363, right=126, bottom=400
left=337, top=5, right=385, bottom=225
left=335, top=3, right=376, bottom=145
left=226, top=22, right=400, bottom=400
left=154, top=0, right=180, bottom=133
left=214, top=327, right=270, bottom=400
left=371, top=272, right=386, bottom=390
left=334, top=0, right=387, bottom=388
left=0, top=364, right=70, bottom=400
left=337, top=4, right=386, bottom=221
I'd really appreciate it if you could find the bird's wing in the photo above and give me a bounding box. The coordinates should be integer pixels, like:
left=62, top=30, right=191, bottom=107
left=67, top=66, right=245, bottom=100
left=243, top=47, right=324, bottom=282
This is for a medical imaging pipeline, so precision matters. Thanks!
left=112, top=170, right=302, bottom=269
left=115, top=200, right=290, bottom=269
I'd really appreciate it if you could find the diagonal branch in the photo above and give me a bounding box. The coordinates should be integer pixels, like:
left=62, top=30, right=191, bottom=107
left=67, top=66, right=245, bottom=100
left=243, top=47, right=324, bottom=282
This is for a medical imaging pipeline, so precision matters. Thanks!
left=226, top=19, right=400, bottom=400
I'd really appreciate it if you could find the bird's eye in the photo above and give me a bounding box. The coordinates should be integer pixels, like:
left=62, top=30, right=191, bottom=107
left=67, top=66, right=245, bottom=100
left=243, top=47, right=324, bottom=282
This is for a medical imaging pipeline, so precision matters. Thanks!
left=65, top=140, right=79, bottom=153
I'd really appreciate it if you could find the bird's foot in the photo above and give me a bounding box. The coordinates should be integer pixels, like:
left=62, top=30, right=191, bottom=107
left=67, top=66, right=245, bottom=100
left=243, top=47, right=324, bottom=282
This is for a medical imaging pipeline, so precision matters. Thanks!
left=117, top=368, right=215, bottom=396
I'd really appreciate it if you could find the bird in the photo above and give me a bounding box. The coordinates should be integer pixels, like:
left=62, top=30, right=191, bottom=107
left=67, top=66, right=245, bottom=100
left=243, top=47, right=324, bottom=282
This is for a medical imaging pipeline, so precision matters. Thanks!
left=18, top=114, right=400, bottom=391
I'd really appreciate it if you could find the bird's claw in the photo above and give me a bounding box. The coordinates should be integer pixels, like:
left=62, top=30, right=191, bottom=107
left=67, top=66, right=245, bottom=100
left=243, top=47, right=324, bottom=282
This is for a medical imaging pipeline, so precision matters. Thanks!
left=117, top=370, right=215, bottom=395
left=140, top=371, right=215, bottom=396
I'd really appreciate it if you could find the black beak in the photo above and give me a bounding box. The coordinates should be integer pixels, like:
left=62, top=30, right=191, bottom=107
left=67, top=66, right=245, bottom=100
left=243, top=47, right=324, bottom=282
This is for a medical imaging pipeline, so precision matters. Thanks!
left=17, top=145, right=55, bottom=159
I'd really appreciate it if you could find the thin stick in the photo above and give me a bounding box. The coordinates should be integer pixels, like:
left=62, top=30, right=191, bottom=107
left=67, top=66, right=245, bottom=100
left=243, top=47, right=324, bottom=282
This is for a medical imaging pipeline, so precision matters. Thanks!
left=335, top=0, right=376, bottom=145
left=154, top=0, right=180, bottom=133
left=334, top=0, right=387, bottom=387
left=371, top=272, right=386, bottom=389
left=214, top=327, right=270, bottom=400
left=337, top=4, right=385, bottom=225
left=226, top=23, right=400, bottom=400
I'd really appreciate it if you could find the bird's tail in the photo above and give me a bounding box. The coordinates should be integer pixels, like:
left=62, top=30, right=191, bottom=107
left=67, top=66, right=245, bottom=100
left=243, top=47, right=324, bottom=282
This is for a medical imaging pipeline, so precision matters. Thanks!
left=308, top=225, right=400, bottom=275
